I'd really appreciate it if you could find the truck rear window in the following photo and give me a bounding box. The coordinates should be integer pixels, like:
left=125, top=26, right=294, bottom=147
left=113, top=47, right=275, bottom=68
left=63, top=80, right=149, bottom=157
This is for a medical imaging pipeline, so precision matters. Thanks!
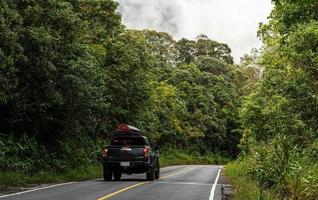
left=111, top=137, right=147, bottom=146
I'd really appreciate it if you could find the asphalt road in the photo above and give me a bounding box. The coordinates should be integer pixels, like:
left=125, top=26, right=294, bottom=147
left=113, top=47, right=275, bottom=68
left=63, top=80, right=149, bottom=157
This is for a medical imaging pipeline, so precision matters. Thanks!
left=0, top=165, right=223, bottom=200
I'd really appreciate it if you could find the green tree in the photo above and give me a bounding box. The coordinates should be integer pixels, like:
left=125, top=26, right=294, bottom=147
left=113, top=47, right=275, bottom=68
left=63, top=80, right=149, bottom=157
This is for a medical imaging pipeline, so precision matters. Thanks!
left=239, top=1, right=318, bottom=198
left=103, top=30, right=152, bottom=128
left=0, top=0, right=122, bottom=145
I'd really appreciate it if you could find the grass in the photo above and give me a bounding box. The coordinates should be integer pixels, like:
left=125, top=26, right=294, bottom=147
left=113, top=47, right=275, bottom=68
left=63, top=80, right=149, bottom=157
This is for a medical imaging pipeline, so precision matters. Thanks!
left=225, top=162, right=278, bottom=200
left=0, top=149, right=230, bottom=189
left=160, top=149, right=231, bottom=167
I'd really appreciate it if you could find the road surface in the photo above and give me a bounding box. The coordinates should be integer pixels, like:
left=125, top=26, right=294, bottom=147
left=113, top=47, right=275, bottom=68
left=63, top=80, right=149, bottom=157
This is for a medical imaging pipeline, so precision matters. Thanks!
left=0, top=165, right=224, bottom=200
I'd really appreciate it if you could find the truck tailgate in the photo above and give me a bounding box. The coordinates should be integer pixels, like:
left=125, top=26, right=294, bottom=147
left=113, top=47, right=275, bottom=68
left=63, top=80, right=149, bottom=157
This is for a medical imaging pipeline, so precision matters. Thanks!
left=107, top=146, right=145, bottom=161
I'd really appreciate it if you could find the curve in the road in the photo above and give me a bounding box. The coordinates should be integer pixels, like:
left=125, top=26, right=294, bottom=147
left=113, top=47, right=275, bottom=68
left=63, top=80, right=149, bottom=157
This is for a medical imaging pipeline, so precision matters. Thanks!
left=0, top=165, right=223, bottom=200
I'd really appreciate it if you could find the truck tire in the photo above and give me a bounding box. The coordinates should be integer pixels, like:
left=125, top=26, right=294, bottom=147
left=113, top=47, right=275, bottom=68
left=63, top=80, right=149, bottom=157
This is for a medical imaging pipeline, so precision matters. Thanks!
left=155, top=162, right=160, bottom=179
left=146, top=166, right=155, bottom=181
left=103, top=166, right=112, bottom=181
left=113, top=171, right=121, bottom=181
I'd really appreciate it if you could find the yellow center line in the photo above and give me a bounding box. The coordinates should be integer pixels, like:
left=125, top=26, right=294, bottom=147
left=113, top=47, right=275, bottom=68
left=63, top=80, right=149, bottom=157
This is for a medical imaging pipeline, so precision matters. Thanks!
left=158, top=167, right=195, bottom=180
left=97, top=167, right=196, bottom=200
left=97, top=182, right=148, bottom=200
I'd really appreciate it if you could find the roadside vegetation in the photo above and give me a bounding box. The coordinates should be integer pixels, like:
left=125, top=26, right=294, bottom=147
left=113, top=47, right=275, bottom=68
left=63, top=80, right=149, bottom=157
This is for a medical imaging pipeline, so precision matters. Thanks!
left=0, top=0, right=239, bottom=188
left=226, top=1, right=318, bottom=199
left=225, top=162, right=278, bottom=200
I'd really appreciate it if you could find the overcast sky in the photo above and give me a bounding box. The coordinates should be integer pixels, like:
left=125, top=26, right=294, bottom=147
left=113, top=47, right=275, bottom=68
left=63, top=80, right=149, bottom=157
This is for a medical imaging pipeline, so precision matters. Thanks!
left=116, top=0, right=273, bottom=63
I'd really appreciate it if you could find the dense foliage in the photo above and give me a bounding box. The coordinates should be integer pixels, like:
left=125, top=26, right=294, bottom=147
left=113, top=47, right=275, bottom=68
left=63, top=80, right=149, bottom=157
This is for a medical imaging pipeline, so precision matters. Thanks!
left=237, top=0, right=318, bottom=199
left=0, top=0, right=242, bottom=175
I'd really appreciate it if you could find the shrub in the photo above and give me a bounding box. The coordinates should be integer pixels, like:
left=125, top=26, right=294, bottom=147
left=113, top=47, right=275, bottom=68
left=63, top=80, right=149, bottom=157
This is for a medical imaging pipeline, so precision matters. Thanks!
left=237, top=137, right=318, bottom=200
left=0, top=134, right=50, bottom=173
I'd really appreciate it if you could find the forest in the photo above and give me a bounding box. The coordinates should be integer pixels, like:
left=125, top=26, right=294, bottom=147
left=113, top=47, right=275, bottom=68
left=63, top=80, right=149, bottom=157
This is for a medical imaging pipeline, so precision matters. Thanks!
left=227, top=0, right=318, bottom=199
left=0, top=0, right=241, bottom=181
left=0, top=0, right=317, bottom=199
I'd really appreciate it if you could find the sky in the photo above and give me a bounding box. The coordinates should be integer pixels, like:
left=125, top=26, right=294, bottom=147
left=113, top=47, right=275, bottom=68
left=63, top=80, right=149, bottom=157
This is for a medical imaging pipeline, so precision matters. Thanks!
left=116, top=0, right=273, bottom=63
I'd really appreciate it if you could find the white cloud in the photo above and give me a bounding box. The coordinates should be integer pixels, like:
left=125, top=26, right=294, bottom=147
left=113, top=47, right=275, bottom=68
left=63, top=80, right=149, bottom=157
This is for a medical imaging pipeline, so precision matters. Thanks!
left=117, top=0, right=273, bottom=63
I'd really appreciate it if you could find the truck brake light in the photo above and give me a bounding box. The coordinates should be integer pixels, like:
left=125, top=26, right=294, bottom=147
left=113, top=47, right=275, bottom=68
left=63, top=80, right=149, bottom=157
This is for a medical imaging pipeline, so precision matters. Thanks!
left=144, top=147, right=149, bottom=160
left=102, top=148, right=108, bottom=158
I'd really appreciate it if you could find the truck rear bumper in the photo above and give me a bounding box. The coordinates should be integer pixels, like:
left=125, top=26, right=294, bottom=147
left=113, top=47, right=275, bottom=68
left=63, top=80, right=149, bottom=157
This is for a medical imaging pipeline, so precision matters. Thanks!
left=104, top=160, right=151, bottom=174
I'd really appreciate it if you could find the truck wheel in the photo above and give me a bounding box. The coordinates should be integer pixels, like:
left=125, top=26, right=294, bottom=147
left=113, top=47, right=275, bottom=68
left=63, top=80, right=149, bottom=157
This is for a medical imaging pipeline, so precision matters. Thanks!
left=155, top=162, right=160, bottom=179
left=146, top=166, right=155, bottom=181
left=113, top=171, right=121, bottom=181
left=103, top=166, right=112, bottom=181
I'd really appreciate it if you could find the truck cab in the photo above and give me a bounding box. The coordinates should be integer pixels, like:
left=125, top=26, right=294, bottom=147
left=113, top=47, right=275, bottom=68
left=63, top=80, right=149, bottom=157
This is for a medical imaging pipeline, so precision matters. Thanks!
left=102, top=124, right=160, bottom=181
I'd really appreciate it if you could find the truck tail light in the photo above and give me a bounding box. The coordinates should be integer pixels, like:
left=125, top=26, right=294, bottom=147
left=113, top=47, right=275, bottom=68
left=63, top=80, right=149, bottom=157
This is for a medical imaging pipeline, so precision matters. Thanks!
left=144, top=147, right=149, bottom=161
left=102, top=148, right=108, bottom=158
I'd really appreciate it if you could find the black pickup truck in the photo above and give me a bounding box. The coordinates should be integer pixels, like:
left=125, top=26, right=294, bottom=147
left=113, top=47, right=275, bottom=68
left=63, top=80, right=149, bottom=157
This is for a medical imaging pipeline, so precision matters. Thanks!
left=102, top=124, right=160, bottom=181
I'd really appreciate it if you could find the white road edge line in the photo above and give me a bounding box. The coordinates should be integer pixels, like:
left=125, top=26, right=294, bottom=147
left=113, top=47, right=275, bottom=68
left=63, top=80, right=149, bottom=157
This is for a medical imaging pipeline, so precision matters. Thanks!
left=208, top=167, right=222, bottom=200
left=0, top=182, right=76, bottom=199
